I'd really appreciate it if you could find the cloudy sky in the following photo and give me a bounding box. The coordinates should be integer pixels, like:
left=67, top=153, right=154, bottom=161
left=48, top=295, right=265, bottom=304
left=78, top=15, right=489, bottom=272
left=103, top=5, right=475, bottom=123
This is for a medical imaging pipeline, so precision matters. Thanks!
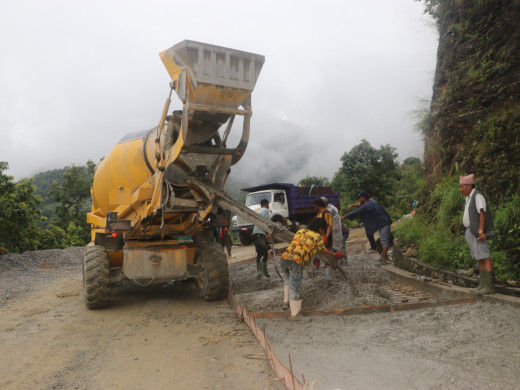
left=0, top=0, right=438, bottom=184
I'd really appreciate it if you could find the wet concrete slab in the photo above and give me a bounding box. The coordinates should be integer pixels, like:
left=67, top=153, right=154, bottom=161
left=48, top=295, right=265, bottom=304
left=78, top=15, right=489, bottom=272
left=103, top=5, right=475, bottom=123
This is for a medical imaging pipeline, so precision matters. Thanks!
left=228, top=235, right=520, bottom=389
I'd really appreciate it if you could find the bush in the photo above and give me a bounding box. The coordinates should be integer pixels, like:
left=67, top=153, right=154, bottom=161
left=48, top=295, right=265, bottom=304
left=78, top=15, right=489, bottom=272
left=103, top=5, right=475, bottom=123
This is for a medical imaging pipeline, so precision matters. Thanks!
left=491, top=251, right=518, bottom=282
left=395, top=178, right=520, bottom=281
left=395, top=215, right=472, bottom=270
left=418, top=229, right=471, bottom=270
left=491, top=194, right=520, bottom=280
left=37, top=224, right=68, bottom=250
left=66, top=222, right=88, bottom=247
left=394, top=217, right=426, bottom=247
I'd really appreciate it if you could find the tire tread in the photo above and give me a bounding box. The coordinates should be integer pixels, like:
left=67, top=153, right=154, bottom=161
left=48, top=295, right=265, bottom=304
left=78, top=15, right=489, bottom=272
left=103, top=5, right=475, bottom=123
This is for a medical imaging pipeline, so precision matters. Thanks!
left=83, top=245, right=111, bottom=309
left=195, top=242, right=229, bottom=301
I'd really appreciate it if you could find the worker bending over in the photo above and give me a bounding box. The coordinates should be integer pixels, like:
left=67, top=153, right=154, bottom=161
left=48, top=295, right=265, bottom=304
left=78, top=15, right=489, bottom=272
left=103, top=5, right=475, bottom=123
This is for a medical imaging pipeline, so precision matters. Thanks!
left=342, top=191, right=392, bottom=265
left=312, top=198, right=333, bottom=272
left=280, top=219, right=344, bottom=321
left=346, top=190, right=377, bottom=253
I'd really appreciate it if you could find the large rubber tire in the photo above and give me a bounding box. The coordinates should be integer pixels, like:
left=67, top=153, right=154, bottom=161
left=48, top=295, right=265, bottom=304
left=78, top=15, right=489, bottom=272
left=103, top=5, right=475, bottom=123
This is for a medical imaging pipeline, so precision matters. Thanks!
left=194, top=242, right=229, bottom=301
left=239, top=230, right=253, bottom=246
left=83, top=245, right=111, bottom=309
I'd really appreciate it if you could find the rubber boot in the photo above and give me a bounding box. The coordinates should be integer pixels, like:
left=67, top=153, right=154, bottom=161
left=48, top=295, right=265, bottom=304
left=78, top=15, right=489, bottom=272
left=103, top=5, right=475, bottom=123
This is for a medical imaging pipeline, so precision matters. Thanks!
left=282, top=285, right=290, bottom=311
left=477, top=270, right=495, bottom=295
left=261, top=261, right=270, bottom=278
left=289, top=300, right=311, bottom=322
left=470, top=273, right=484, bottom=293
left=264, top=261, right=270, bottom=278
left=256, top=261, right=263, bottom=279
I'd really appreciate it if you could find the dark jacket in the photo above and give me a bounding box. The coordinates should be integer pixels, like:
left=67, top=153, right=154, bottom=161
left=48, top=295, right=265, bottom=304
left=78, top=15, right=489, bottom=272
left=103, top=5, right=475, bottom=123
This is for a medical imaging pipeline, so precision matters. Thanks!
left=344, top=199, right=391, bottom=235
left=468, top=190, right=494, bottom=238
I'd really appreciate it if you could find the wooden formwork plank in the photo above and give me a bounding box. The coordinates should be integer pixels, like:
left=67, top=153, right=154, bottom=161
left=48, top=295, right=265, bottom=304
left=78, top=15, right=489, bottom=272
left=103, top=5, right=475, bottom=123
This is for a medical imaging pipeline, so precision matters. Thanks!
left=249, top=298, right=477, bottom=319
left=235, top=303, right=304, bottom=390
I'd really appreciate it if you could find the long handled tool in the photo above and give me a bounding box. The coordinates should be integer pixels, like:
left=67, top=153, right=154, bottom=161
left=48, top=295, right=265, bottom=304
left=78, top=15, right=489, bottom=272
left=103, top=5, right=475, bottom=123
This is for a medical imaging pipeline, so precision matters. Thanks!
left=325, top=252, right=358, bottom=296
left=199, top=179, right=355, bottom=291
left=268, top=239, right=284, bottom=281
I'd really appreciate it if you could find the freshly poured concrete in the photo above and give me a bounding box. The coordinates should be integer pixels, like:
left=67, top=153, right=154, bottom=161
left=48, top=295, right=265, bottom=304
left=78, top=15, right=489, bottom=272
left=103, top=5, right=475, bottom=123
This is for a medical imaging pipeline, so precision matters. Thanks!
left=230, top=233, right=520, bottom=390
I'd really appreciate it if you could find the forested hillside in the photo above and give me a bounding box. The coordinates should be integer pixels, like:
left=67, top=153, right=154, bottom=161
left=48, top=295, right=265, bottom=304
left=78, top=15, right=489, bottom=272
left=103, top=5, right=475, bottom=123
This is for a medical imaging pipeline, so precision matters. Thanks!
left=0, top=162, right=95, bottom=253
left=32, top=168, right=66, bottom=222
left=423, top=0, right=520, bottom=198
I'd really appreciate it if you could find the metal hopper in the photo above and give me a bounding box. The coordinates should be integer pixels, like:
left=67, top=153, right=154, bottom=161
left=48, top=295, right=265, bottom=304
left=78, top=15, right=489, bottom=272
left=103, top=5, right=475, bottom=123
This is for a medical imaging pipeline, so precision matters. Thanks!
left=156, top=40, right=265, bottom=171
left=160, top=40, right=264, bottom=108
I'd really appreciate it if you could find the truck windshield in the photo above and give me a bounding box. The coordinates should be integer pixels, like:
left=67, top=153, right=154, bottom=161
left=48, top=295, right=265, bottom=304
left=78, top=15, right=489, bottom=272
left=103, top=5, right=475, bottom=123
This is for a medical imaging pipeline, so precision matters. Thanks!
left=245, top=191, right=272, bottom=206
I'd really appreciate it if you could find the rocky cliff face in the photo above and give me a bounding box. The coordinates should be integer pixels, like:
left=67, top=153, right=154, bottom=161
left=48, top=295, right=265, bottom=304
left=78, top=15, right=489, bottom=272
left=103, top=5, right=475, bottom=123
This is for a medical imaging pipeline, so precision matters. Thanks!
left=424, top=0, right=520, bottom=204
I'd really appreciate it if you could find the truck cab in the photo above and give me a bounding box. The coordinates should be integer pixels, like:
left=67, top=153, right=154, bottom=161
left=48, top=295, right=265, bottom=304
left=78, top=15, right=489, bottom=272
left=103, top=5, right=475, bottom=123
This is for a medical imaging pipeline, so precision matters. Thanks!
left=231, top=182, right=340, bottom=246
left=232, top=189, right=289, bottom=245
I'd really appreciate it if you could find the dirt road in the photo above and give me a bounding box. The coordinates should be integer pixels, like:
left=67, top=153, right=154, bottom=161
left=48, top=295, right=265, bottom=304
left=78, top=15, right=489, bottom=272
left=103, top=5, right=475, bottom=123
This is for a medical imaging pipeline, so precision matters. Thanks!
left=3, top=235, right=520, bottom=390
left=0, top=259, right=279, bottom=390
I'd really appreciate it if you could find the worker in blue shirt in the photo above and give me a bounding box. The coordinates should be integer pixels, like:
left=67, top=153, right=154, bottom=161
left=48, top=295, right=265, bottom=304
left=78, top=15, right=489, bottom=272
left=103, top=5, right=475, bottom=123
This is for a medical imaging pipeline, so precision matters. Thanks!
left=342, top=191, right=392, bottom=265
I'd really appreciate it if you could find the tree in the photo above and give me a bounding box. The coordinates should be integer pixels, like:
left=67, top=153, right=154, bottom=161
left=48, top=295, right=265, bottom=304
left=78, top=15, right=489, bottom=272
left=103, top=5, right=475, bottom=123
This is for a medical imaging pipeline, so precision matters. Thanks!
left=48, top=160, right=96, bottom=244
left=393, top=157, right=425, bottom=214
left=0, top=161, right=14, bottom=200
left=0, top=162, right=43, bottom=253
left=298, top=176, right=331, bottom=187
left=32, top=167, right=67, bottom=225
left=332, top=140, right=400, bottom=207
left=37, top=224, right=68, bottom=250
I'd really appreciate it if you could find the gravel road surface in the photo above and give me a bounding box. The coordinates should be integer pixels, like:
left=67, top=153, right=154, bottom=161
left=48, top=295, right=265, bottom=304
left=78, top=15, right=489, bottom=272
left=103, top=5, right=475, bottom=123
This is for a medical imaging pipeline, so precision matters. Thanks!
left=0, top=248, right=280, bottom=390
left=2, top=239, right=520, bottom=390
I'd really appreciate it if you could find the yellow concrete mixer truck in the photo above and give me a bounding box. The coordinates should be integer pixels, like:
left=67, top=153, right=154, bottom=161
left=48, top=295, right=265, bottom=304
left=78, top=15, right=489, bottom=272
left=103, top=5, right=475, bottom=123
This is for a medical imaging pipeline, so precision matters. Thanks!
left=83, top=40, right=276, bottom=309
left=84, top=40, right=346, bottom=309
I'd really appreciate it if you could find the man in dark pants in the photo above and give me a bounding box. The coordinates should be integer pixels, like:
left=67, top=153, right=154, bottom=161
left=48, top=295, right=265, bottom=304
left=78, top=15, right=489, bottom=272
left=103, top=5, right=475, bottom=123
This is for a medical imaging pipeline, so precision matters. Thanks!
left=346, top=190, right=377, bottom=253
left=342, top=191, right=392, bottom=265
left=252, top=199, right=270, bottom=278
left=217, top=226, right=232, bottom=257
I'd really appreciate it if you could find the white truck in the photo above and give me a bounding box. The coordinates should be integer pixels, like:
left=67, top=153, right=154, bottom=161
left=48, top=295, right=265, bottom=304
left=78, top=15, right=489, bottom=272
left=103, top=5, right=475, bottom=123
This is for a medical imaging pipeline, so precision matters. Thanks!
left=231, top=183, right=340, bottom=245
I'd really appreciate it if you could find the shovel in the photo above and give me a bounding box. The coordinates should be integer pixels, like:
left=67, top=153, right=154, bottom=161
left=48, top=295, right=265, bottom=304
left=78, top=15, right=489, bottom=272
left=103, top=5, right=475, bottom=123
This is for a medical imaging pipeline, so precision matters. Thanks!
left=268, top=239, right=284, bottom=281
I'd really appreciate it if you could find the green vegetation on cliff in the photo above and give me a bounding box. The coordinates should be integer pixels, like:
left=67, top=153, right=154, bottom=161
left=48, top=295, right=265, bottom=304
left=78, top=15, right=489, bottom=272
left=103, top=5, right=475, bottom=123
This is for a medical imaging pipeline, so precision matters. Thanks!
left=395, top=0, right=520, bottom=280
